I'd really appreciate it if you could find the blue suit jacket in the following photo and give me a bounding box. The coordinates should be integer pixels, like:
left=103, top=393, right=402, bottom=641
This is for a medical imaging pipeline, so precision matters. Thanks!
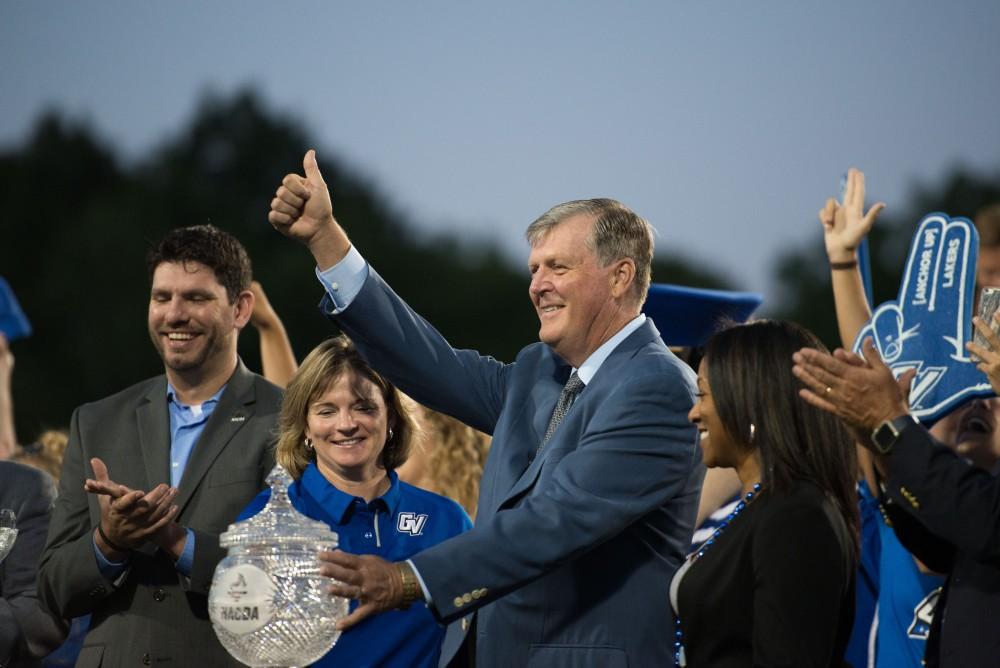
left=325, top=269, right=703, bottom=668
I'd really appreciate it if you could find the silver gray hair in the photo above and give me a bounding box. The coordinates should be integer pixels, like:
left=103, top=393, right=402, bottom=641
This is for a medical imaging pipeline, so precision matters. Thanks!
left=525, top=198, right=654, bottom=305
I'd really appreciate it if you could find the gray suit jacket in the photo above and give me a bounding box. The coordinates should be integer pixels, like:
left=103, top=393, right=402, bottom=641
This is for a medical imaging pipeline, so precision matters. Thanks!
left=38, top=361, right=281, bottom=668
left=0, top=461, right=66, bottom=668
left=325, top=269, right=704, bottom=668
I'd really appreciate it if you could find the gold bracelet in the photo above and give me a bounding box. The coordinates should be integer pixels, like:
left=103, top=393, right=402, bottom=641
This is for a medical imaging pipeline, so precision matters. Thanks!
left=397, top=562, right=422, bottom=609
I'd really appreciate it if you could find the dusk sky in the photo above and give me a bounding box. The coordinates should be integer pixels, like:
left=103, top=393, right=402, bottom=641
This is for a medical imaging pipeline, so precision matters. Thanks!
left=3, top=1, right=999, bottom=303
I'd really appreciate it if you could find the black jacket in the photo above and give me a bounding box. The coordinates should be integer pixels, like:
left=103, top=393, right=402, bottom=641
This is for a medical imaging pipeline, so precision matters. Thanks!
left=0, top=461, right=66, bottom=668
left=883, top=421, right=1000, bottom=668
left=674, top=480, right=856, bottom=668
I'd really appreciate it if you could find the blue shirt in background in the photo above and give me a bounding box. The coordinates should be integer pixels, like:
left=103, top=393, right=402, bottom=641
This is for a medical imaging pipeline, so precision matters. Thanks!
left=845, top=479, right=882, bottom=668
left=873, top=508, right=943, bottom=668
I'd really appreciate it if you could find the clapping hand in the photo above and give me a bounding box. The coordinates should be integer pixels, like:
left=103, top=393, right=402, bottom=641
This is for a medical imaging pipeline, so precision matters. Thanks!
left=85, top=458, right=179, bottom=556
left=793, top=339, right=915, bottom=449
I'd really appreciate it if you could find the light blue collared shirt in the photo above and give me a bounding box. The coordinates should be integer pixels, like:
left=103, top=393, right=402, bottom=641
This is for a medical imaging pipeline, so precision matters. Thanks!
left=167, top=383, right=225, bottom=488
left=574, top=314, right=646, bottom=385
left=316, top=244, right=369, bottom=314
left=93, top=382, right=226, bottom=580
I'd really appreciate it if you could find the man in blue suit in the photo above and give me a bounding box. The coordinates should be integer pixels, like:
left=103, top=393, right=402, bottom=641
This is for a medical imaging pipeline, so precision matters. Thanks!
left=269, top=150, right=703, bottom=667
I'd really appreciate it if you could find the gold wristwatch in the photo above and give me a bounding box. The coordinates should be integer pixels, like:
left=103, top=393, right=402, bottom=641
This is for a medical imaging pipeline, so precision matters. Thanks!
left=397, top=562, right=423, bottom=609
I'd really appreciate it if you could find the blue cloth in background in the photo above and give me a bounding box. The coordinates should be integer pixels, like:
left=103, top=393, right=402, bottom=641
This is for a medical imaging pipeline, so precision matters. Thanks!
left=873, top=511, right=943, bottom=667
left=845, top=479, right=882, bottom=668
left=43, top=616, right=89, bottom=667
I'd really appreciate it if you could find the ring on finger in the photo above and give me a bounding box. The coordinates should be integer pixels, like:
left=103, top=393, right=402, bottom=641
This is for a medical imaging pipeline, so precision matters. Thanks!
left=825, top=386, right=833, bottom=395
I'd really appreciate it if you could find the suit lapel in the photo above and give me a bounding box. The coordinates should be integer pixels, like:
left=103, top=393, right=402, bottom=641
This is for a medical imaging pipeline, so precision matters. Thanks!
left=497, top=361, right=570, bottom=508
left=498, top=320, right=663, bottom=508
left=136, top=377, right=171, bottom=489
left=585, top=319, right=661, bottom=387
left=175, top=361, right=257, bottom=513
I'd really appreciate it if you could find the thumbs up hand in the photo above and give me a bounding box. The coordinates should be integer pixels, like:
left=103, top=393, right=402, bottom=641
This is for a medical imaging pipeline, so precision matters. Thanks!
left=269, top=149, right=352, bottom=268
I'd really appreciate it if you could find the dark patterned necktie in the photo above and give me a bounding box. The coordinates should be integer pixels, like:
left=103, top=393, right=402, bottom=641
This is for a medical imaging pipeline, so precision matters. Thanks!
left=541, top=371, right=585, bottom=446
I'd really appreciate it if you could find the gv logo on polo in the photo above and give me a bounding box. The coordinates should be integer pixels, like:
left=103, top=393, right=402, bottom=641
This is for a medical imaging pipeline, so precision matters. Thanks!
left=397, top=512, right=428, bottom=536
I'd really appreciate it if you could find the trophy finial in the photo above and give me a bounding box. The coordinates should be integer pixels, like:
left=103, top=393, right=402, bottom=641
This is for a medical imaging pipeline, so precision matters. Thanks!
left=264, top=464, right=293, bottom=508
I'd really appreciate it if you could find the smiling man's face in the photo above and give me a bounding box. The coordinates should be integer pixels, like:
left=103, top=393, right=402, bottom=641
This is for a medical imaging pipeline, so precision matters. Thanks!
left=147, top=260, right=237, bottom=374
left=527, top=214, right=625, bottom=367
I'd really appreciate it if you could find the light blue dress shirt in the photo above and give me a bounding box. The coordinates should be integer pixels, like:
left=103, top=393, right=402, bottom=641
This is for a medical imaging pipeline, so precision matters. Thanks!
left=93, top=383, right=226, bottom=580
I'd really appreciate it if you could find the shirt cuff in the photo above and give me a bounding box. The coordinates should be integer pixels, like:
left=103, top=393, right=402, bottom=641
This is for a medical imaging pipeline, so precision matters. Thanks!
left=406, top=558, right=434, bottom=607
left=174, top=528, right=195, bottom=576
left=315, top=245, right=368, bottom=314
left=92, top=533, right=130, bottom=585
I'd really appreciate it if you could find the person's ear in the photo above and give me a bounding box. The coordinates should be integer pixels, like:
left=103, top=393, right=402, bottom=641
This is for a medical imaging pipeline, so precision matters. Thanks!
left=233, top=289, right=255, bottom=329
left=609, top=259, right=636, bottom=299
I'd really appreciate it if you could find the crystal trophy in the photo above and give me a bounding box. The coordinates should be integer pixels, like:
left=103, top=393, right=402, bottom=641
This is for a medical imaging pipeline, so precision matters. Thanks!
left=0, top=509, right=17, bottom=563
left=209, top=466, right=348, bottom=667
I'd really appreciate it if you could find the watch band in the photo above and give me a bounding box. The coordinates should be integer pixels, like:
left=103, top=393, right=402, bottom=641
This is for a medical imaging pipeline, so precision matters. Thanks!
left=397, top=562, right=422, bottom=609
left=871, top=414, right=916, bottom=455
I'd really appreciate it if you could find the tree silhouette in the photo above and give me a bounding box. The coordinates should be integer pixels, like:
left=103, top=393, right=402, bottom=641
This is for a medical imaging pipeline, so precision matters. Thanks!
left=771, top=165, right=1000, bottom=348
left=1, top=88, right=731, bottom=440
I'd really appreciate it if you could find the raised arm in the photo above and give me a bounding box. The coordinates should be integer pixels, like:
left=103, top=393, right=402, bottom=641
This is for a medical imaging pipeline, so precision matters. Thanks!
left=249, top=281, right=298, bottom=388
left=269, top=149, right=351, bottom=270
left=0, top=334, right=16, bottom=459
left=820, top=168, right=887, bottom=489
left=821, top=167, right=885, bottom=349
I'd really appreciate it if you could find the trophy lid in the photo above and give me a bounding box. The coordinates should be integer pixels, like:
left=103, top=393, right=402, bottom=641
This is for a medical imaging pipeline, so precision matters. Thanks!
left=219, top=465, right=339, bottom=549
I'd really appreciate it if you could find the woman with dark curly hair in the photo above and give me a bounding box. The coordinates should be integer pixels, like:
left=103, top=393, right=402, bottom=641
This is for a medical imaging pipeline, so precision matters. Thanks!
left=238, top=335, right=471, bottom=668
left=670, top=320, right=859, bottom=667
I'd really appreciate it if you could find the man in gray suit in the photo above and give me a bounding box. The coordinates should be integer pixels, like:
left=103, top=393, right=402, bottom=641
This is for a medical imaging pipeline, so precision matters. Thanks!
left=38, top=225, right=282, bottom=668
left=268, top=151, right=703, bottom=667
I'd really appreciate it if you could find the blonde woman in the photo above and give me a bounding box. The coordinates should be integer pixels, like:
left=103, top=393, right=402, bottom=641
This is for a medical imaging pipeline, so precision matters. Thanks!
left=238, top=335, right=471, bottom=668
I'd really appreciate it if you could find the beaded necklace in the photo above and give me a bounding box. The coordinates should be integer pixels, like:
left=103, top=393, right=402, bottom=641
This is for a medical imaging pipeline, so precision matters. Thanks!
left=673, top=482, right=762, bottom=667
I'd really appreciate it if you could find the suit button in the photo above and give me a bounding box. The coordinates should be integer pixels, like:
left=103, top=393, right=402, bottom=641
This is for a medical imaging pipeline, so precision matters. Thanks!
left=153, top=588, right=166, bottom=602
left=462, top=593, right=472, bottom=604
left=142, top=652, right=151, bottom=665
left=453, top=596, right=464, bottom=608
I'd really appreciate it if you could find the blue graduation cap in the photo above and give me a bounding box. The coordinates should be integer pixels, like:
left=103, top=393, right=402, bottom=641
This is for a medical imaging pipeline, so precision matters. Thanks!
left=0, top=276, right=32, bottom=341
left=644, top=283, right=764, bottom=347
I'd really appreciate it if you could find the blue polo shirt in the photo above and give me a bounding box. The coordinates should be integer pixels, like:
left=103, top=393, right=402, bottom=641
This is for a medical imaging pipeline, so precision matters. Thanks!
left=239, top=464, right=472, bottom=668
